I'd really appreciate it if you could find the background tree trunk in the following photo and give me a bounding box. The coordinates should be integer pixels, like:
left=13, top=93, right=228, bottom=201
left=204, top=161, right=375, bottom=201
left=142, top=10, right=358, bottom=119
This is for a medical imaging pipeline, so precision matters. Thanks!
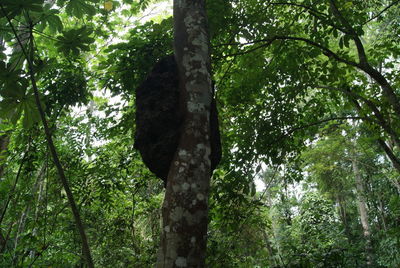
left=0, top=130, right=10, bottom=179
left=156, top=0, right=213, bottom=267
left=351, top=150, right=374, bottom=267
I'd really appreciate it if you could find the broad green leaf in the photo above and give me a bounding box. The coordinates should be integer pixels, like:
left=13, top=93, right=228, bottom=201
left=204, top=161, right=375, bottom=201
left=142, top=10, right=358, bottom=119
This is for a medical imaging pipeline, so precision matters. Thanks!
left=0, top=0, right=44, bottom=19
left=37, top=6, right=63, bottom=34
left=1, top=82, right=26, bottom=100
left=0, top=92, right=42, bottom=128
left=343, top=1, right=353, bottom=9
left=65, top=0, right=96, bottom=18
left=55, top=26, right=95, bottom=56
left=0, top=68, right=41, bottom=127
left=21, top=95, right=41, bottom=128
left=0, top=98, right=22, bottom=123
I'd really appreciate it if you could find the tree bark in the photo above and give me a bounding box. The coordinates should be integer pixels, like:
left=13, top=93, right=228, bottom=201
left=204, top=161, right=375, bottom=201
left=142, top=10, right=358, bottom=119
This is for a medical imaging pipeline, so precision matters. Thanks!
left=336, top=195, right=352, bottom=238
left=0, top=131, right=10, bottom=179
left=13, top=161, right=46, bottom=265
left=349, top=97, right=400, bottom=174
left=29, top=163, right=47, bottom=259
left=156, top=0, right=213, bottom=267
left=351, top=150, right=374, bottom=267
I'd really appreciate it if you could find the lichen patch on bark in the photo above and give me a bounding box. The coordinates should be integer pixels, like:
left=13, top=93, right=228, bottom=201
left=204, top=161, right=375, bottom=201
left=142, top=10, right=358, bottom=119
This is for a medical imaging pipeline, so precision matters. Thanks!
left=187, top=101, right=205, bottom=113
left=175, top=257, right=187, bottom=267
left=196, top=193, right=204, bottom=201
left=173, top=184, right=180, bottom=192
left=182, top=182, right=190, bottom=191
left=170, top=206, right=184, bottom=221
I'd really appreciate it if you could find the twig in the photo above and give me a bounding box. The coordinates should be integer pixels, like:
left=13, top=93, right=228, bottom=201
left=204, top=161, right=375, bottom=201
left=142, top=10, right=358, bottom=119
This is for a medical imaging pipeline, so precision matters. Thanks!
left=364, top=0, right=400, bottom=25
left=0, top=150, right=28, bottom=225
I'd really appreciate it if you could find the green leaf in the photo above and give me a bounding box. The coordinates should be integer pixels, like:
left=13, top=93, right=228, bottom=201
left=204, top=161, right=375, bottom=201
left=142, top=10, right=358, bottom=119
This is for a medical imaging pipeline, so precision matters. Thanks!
left=255, top=164, right=262, bottom=173
left=0, top=46, right=6, bottom=61
left=65, top=0, right=96, bottom=18
left=0, top=65, right=27, bottom=97
left=343, top=1, right=353, bottom=9
left=8, top=51, right=26, bottom=71
left=332, top=29, right=338, bottom=38
left=139, top=0, right=151, bottom=10
left=339, top=37, right=343, bottom=49
left=1, top=83, right=26, bottom=100
left=21, top=95, right=41, bottom=128
left=250, top=182, right=256, bottom=196
left=0, top=68, right=41, bottom=128
left=55, top=26, right=95, bottom=56
left=343, top=34, right=351, bottom=48
left=0, top=0, right=44, bottom=19
left=0, top=92, right=42, bottom=128
left=0, top=98, right=22, bottom=123
left=37, top=6, right=64, bottom=34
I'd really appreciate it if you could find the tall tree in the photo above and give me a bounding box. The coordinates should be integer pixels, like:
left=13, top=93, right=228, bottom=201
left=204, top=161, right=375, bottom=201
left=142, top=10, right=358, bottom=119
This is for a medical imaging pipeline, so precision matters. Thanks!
left=350, top=147, right=374, bottom=266
left=215, top=0, right=400, bottom=176
left=0, top=2, right=94, bottom=266
left=157, top=0, right=213, bottom=266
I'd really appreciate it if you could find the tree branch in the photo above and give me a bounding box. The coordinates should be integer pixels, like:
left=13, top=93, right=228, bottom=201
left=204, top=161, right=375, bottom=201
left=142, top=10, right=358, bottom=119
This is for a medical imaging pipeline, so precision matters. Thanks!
left=215, top=35, right=359, bottom=67
left=348, top=95, right=400, bottom=174
left=270, top=2, right=327, bottom=17
left=283, top=116, right=364, bottom=137
left=329, top=0, right=368, bottom=65
left=269, top=1, right=349, bottom=33
left=363, top=0, right=400, bottom=25
left=329, top=0, right=400, bottom=116
left=267, top=116, right=365, bottom=149
left=377, top=138, right=400, bottom=173
left=0, top=150, right=28, bottom=226
left=217, top=30, right=400, bottom=118
left=314, top=84, right=400, bottom=148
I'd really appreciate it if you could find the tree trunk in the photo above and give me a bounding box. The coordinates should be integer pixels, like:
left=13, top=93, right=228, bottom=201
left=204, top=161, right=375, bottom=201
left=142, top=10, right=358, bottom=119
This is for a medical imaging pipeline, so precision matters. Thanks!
left=351, top=151, right=374, bottom=267
left=262, top=230, right=277, bottom=267
left=29, top=163, right=47, bottom=259
left=336, top=195, right=352, bottom=238
left=377, top=197, right=388, bottom=231
left=350, top=97, right=400, bottom=174
left=0, top=131, right=10, bottom=179
left=0, top=8, right=95, bottom=266
left=13, top=206, right=30, bottom=265
left=13, top=162, right=46, bottom=265
left=156, top=0, right=213, bottom=267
